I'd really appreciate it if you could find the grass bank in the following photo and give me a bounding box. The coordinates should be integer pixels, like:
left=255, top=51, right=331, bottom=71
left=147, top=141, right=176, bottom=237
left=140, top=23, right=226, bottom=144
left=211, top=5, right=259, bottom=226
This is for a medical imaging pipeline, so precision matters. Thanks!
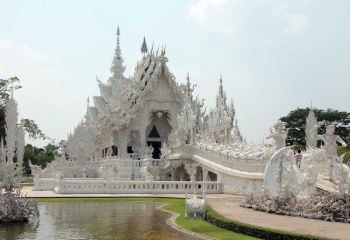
left=35, top=197, right=258, bottom=240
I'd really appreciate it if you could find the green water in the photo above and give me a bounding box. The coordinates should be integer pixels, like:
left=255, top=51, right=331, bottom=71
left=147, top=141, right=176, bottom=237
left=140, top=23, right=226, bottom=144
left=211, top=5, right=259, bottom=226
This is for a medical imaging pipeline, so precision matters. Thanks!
left=0, top=202, right=195, bottom=240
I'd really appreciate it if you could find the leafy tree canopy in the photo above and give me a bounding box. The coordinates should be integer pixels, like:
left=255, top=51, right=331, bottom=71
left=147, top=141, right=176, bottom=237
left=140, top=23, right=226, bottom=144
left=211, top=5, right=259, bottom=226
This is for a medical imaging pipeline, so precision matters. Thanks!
left=21, top=118, right=47, bottom=140
left=0, top=76, right=22, bottom=106
left=0, top=77, right=46, bottom=140
left=280, top=107, right=350, bottom=147
left=23, top=143, right=60, bottom=175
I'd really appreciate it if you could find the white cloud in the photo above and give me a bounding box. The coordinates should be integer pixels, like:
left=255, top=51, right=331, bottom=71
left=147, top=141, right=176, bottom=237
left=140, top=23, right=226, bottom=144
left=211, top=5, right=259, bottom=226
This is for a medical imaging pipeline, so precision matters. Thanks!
left=0, top=39, right=58, bottom=80
left=284, top=14, right=309, bottom=36
left=188, top=0, right=240, bottom=39
left=188, top=0, right=310, bottom=40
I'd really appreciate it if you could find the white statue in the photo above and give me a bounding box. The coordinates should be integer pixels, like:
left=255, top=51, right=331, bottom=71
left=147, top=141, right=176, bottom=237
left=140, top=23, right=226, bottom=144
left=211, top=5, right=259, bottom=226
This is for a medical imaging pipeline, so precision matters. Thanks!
left=305, top=110, right=325, bottom=149
left=266, top=121, right=287, bottom=150
left=146, top=145, right=154, bottom=158
left=318, top=123, right=348, bottom=180
left=318, top=123, right=347, bottom=157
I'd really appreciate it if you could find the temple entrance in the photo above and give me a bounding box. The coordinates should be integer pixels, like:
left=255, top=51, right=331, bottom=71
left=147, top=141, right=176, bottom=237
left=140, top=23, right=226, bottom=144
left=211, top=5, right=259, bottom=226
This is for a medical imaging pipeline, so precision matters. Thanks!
left=147, top=126, right=161, bottom=159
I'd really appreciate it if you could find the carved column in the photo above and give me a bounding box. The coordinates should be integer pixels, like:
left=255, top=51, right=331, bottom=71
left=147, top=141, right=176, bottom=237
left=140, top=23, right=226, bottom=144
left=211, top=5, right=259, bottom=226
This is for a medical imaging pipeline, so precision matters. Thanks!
left=202, top=168, right=209, bottom=181
left=171, top=167, right=176, bottom=181
left=119, top=128, right=128, bottom=158
left=139, top=126, right=147, bottom=158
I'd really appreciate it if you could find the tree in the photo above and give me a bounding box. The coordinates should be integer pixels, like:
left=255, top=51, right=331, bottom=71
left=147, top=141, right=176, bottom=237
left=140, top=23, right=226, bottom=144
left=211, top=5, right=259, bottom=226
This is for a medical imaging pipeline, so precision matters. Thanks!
left=280, top=108, right=350, bottom=147
left=21, top=118, right=47, bottom=139
left=22, top=143, right=60, bottom=175
left=0, top=77, right=46, bottom=140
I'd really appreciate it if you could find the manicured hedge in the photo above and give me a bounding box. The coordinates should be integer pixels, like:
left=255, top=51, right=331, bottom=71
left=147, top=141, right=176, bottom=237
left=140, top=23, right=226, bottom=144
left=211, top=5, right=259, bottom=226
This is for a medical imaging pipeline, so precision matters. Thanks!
left=205, top=205, right=331, bottom=240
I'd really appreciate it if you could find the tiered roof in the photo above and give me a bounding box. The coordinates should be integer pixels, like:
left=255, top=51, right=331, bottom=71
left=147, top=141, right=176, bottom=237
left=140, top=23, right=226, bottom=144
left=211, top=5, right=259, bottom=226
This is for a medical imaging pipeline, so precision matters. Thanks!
left=86, top=29, right=182, bottom=132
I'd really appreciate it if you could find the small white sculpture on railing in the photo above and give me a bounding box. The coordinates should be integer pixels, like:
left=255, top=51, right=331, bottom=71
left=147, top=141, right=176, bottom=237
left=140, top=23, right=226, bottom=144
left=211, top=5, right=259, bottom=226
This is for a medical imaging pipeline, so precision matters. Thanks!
left=185, top=191, right=206, bottom=219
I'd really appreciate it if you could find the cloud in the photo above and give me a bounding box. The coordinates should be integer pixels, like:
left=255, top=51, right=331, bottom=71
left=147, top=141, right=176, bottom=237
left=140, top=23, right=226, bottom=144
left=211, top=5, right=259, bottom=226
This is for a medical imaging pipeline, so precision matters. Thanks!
left=284, top=14, right=309, bottom=36
left=188, top=0, right=240, bottom=39
left=188, top=0, right=310, bottom=40
left=0, top=39, right=58, bottom=80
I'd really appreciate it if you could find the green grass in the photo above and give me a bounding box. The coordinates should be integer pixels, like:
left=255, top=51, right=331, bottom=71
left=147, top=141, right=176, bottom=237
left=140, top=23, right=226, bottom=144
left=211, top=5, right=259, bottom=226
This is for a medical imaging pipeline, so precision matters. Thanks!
left=34, top=197, right=259, bottom=240
left=20, top=183, right=34, bottom=187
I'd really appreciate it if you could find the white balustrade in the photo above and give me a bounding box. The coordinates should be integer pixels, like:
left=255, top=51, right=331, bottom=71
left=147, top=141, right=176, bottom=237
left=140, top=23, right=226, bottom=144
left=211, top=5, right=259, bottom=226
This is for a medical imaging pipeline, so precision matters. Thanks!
left=55, top=179, right=223, bottom=194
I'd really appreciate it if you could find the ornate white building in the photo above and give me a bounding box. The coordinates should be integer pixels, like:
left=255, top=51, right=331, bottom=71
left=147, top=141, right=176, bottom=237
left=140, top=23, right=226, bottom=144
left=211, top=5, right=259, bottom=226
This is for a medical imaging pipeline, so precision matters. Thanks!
left=31, top=29, right=288, bottom=194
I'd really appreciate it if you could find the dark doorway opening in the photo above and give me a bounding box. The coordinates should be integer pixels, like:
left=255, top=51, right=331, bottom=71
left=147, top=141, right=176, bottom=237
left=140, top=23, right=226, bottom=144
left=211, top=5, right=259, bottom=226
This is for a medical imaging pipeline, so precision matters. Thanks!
left=147, top=141, right=161, bottom=159
left=147, top=126, right=162, bottom=159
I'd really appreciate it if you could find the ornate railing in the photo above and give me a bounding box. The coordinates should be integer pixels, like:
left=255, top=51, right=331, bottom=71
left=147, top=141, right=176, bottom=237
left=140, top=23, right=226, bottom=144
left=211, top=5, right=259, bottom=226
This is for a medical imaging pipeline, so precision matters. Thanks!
left=55, top=179, right=223, bottom=194
left=171, top=144, right=269, bottom=173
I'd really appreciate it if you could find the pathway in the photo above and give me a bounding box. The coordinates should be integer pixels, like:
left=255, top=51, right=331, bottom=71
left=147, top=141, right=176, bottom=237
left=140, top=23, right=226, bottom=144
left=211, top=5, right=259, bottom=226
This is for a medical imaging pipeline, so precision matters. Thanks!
left=206, top=194, right=350, bottom=240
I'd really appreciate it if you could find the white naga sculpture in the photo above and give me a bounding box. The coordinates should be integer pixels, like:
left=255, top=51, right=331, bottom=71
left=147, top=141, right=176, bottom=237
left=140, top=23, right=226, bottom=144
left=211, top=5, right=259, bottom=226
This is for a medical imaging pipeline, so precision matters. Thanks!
left=266, top=121, right=287, bottom=150
left=264, top=147, right=318, bottom=198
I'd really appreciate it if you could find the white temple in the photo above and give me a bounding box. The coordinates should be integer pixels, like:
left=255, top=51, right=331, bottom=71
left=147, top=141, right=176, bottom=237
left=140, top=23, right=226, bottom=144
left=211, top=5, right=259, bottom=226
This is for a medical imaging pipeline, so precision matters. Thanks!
left=31, top=28, right=350, bottom=196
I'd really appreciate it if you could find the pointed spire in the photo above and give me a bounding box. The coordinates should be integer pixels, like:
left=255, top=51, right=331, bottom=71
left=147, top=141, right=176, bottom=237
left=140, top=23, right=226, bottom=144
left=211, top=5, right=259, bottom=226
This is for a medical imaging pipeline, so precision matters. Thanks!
left=141, top=36, right=148, bottom=54
left=186, top=72, right=191, bottom=99
left=110, top=26, right=125, bottom=82
left=87, top=97, right=90, bottom=107
left=219, top=75, right=224, bottom=97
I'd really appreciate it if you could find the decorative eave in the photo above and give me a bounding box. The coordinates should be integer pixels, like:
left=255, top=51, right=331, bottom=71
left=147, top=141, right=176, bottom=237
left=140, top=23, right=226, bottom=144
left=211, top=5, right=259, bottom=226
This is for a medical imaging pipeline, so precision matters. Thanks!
left=93, top=96, right=106, bottom=114
left=98, top=82, right=112, bottom=101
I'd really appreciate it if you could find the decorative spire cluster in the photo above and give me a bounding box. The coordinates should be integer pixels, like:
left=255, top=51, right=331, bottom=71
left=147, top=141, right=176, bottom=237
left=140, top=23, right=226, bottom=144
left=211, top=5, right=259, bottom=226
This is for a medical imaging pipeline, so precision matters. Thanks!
left=110, top=26, right=126, bottom=81
left=207, top=76, right=239, bottom=145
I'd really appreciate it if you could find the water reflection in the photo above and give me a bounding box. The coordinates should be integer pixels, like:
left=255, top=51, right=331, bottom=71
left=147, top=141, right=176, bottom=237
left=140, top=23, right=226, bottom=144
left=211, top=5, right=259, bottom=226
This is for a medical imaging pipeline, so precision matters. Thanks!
left=0, top=202, right=195, bottom=240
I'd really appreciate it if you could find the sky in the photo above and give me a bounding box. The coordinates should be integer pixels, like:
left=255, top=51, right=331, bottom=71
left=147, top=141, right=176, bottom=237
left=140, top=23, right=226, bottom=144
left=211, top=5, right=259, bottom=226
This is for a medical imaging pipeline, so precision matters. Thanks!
left=0, top=0, right=349, bottom=146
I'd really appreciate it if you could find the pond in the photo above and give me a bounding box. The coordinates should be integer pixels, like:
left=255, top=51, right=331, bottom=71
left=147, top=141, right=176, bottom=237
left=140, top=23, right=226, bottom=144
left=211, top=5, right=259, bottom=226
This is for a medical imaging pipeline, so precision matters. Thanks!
left=0, top=202, right=195, bottom=240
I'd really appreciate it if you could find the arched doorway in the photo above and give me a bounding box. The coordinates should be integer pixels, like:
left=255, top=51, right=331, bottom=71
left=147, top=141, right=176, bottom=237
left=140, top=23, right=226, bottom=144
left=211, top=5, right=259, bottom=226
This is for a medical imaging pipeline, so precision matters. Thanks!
left=145, top=111, right=172, bottom=159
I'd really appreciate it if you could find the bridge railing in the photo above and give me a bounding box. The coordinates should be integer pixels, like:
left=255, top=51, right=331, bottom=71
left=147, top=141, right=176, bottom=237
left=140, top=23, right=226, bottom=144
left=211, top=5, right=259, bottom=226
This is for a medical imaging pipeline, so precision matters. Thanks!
left=171, top=144, right=268, bottom=173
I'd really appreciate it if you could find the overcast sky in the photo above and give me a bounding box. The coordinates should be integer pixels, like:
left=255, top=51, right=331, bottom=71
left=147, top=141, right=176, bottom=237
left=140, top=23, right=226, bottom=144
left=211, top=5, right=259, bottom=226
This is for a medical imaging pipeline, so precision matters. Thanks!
left=1, top=0, right=349, bottom=146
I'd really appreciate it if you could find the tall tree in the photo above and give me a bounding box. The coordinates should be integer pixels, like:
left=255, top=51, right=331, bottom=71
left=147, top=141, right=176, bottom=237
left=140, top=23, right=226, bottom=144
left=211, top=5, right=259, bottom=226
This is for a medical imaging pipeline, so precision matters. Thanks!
left=22, top=143, right=60, bottom=175
left=280, top=108, right=350, bottom=146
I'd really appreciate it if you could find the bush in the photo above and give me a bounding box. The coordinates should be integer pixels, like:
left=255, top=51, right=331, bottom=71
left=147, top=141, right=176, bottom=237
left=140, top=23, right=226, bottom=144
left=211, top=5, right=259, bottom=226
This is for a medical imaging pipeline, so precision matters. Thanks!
left=337, top=145, right=350, bottom=165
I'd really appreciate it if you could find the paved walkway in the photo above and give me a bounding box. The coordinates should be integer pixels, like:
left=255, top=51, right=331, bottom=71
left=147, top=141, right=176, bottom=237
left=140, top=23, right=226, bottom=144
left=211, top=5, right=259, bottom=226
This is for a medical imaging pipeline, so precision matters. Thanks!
left=206, top=194, right=350, bottom=240
left=23, top=187, right=349, bottom=240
